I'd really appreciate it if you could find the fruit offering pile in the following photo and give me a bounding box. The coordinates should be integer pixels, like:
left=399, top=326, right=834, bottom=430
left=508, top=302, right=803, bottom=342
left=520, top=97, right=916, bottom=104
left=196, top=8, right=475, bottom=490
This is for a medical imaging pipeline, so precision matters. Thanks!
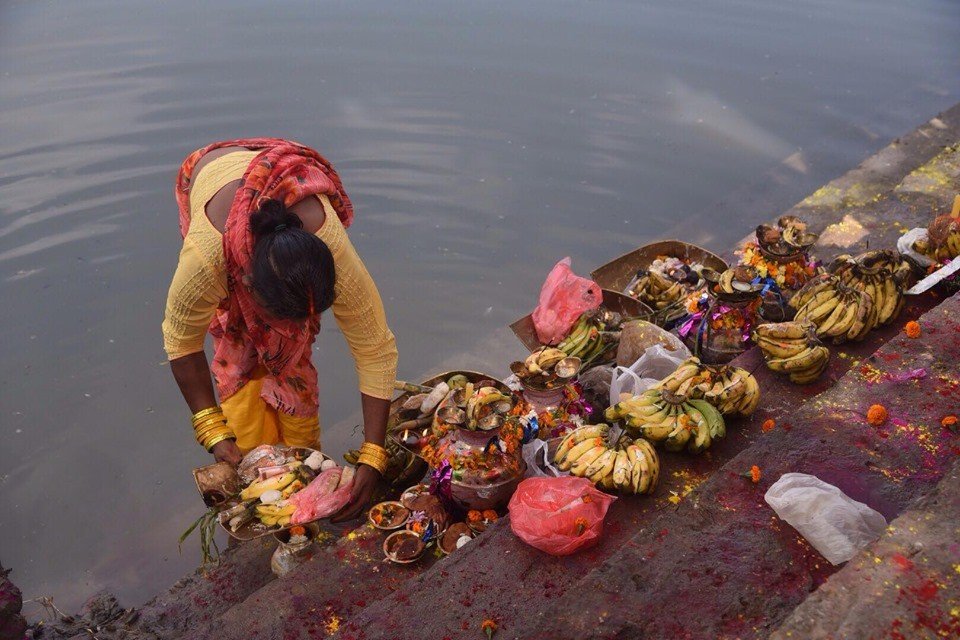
left=556, top=312, right=620, bottom=363
left=512, top=347, right=580, bottom=390
left=553, top=424, right=660, bottom=494
left=219, top=447, right=350, bottom=533
left=605, top=388, right=726, bottom=454
left=789, top=250, right=908, bottom=344
left=753, top=321, right=830, bottom=385
left=626, top=256, right=703, bottom=323
left=653, top=357, right=760, bottom=417
left=913, top=212, right=960, bottom=263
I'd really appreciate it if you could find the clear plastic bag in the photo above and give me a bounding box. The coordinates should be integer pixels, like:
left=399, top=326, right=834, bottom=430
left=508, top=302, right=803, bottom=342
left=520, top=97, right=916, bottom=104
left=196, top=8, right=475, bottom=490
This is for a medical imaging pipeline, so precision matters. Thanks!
left=616, top=320, right=689, bottom=367
left=521, top=439, right=564, bottom=478
left=764, top=473, right=887, bottom=565
left=509, top=476, right=616, bottom=556
left=579, top=365, right=616, bottom=412
left=237, top=444, right=288, bottom=484
left=532, top=258, right=602, bottom=345
left=609, top=343, right=690, bottom=406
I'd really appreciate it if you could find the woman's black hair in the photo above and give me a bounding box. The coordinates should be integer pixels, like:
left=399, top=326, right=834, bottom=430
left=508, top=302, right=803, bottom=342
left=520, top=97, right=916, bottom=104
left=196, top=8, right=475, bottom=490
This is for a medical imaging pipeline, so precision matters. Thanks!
left=248, top=198, right=336, bottom=320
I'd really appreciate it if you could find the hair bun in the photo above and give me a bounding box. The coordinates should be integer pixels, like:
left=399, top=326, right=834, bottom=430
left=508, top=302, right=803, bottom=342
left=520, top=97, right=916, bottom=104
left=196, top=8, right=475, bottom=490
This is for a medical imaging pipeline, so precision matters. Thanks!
left=250, top=198, right=304, bottom=240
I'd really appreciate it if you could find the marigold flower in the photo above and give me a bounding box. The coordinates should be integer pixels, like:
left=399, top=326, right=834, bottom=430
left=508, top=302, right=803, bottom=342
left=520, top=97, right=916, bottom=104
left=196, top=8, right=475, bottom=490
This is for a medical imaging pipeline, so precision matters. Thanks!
left=942, top=415, right=958, bottom=430
left=761, top=419, right=776, bottom=433
left=467, top=510, right=483, bottom=523
left=904, top=321, right=921, bottom=339
left=866, top=404, right=888, bottom=426
left=481, top=618, right=498, bottom=638
left=574, top=517, right=590, bottom=535
left=750, top=465, right=761, bottom=483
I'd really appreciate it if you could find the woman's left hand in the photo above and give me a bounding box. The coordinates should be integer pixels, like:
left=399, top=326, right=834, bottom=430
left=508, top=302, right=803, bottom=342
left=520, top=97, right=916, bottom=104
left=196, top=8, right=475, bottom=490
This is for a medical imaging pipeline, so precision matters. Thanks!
left=331, top=464, right=381, bottom=522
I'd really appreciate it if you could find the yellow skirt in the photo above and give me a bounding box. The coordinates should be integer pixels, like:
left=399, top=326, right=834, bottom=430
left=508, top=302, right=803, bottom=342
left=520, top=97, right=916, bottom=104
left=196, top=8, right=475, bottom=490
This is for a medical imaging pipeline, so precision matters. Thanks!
left=221, top=368, right=321, bottom=453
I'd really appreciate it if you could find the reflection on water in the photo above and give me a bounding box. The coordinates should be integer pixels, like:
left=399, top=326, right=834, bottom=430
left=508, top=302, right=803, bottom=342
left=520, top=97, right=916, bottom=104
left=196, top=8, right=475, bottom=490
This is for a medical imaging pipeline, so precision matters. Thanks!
left=1, top=0, right=957, bottom=612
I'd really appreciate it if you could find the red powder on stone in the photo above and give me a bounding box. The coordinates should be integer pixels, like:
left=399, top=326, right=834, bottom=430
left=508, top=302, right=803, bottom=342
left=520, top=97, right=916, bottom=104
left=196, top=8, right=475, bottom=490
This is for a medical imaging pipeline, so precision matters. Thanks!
left=912, top=580, right=939, bottom=602
left=891, top=554, right=913, bottom=571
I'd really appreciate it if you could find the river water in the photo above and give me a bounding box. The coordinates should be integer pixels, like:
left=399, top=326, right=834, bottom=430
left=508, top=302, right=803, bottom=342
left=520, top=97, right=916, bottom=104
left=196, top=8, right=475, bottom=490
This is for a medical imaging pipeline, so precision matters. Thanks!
left=1, top=0, right=957, bottom=614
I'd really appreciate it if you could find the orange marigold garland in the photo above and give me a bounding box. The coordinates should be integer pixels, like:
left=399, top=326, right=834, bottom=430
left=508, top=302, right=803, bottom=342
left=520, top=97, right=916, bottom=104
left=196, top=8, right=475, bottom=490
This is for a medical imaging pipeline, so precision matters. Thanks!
left=866, top=404, right=888, bottom=426
left=750, top=465, right=761, bottom=483
left=761, top=419, right=776, bottom=433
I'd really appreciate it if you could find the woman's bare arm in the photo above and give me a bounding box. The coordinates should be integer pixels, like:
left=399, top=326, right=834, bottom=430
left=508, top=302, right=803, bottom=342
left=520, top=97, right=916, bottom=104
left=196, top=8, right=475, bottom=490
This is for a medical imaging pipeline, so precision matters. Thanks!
left=170, top=352, right=242, bottom=465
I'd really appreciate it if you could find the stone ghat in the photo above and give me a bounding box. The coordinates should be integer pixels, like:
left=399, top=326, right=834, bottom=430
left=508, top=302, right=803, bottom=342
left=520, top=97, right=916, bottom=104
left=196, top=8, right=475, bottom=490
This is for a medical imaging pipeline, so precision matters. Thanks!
left=20, top=103, right=960, bottom=640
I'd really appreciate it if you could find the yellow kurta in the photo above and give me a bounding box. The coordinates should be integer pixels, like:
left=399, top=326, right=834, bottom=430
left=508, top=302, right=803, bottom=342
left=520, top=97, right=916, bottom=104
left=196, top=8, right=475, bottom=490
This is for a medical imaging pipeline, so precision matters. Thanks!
left=162, top=151, right=398, bottom=450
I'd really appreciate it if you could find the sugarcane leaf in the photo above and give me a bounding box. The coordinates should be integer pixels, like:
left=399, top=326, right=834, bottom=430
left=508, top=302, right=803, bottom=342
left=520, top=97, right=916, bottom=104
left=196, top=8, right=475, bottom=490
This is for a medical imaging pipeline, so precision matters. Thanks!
left=178, top=512, right=207, bottom=553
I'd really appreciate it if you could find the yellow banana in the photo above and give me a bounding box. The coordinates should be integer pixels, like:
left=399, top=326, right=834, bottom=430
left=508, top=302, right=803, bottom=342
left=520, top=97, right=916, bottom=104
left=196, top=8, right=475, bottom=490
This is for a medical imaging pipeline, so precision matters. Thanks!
left=823, top=297, right=858, bottom=337
left=555, top=426, right=609, bottom=465
left=816, top=294, right=850, bottom=336
left=556, top=437, right=605, bottom=470
left=570, top=446, right=608, bottom=476
left=612, top=449, right=632, bottom=490
left=585, top=449, right=617, bottom=483
left=754, top=321, right=812, bottom=341
left=765, top=347, right=822, bottom=373
left=756, top=336, right=808, bottom=359
left=240, top=472, right=297, bottom=501
left=634, top=439, right=660, bottom=491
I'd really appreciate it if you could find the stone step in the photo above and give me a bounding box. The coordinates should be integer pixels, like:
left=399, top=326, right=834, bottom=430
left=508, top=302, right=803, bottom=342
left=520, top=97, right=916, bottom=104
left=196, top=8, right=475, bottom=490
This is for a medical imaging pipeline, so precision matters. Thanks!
left=522, top=292, right=960, bottom=639
left=182, top=523, right=436, bottom=640
left=770, top=457, right=960, bottom=640
left=329, top=291, right=949, bottom=640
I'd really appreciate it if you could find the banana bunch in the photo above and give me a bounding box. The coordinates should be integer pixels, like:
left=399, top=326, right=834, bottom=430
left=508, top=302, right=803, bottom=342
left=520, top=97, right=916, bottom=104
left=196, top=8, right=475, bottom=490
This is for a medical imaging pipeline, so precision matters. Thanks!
left=605, top=389, right=726, bottom=454
left=753, top=321, right=830, bottom=384
left=255, top=502, right=295, bottom=528
left=628, top=270, right=686, bottom=312
left=917, top=213, right=960, bottom=262
left=790, top=275, right=875, bottom=343
left=557, top=314, right=612, bottom=362
left=239, top=471, right=298, bottom=501
left=828, top=251, right=909, bottom=327
left=466, top=387, right=512, bottom=425
left=521, top=347, right=568, bottom=375
left=653, top=357, right=760, bottom=417
left=553, top=424, right=660, bottom=494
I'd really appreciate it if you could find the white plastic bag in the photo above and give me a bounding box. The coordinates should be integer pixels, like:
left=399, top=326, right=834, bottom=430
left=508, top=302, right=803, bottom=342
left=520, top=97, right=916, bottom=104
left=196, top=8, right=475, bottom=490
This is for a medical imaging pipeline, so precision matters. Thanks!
left=609, top=344, right=690, bottom=406
left=616, top=320, right=689, bottom=366
left=522, top=439, right=564, bottom=478
left=764, top=473, right=887, bottom=565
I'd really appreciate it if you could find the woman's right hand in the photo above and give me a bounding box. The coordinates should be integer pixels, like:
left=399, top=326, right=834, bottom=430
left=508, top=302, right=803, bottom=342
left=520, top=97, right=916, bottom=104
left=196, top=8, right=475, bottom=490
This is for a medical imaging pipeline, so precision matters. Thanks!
left=212, top=439, right=243, bottom=466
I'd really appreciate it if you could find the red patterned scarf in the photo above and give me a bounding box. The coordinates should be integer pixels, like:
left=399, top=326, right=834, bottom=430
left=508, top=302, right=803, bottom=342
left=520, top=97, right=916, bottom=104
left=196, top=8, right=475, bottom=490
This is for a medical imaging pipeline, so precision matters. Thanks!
left=175, top=138, right=353, bottom=417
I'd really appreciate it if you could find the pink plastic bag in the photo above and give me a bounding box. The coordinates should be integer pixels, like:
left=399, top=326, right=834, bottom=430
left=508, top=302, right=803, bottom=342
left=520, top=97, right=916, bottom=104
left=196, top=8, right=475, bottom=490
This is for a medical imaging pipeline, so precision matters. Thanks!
left=289, top=467, right=355, bottom=523
left=531, top=258, right=602, bottom=345
left=508, top=476, right=616, bottom=556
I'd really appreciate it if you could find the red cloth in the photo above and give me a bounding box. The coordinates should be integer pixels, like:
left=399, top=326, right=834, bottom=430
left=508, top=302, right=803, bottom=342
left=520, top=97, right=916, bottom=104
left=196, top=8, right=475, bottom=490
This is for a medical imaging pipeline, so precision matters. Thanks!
left=174, top=138, right=353, bottom=416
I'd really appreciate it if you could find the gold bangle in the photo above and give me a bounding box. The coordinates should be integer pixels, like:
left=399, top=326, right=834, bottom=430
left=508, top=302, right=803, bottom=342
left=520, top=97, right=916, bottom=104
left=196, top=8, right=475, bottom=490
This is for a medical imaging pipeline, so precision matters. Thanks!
left=193, top=415, right=227, bottom=433
left=194, top=423, right=228, bottom=443
left=358, top=445, right=389, bottom=466
left=359, top=442, right=388, bottom=456
left=191, top=406, right=224, bottom=424
left=357, top=452, right=388, bottom=474
left=203, top=430, right=236, bottom=452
